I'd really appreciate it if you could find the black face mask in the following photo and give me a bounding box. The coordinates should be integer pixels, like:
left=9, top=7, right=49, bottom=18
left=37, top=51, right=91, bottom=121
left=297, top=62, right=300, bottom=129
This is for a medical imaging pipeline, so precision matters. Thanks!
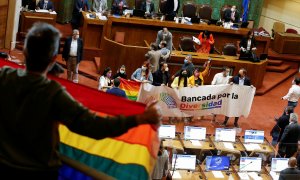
left=182, top=74, right=188, bottom=77
left=238, top=74, right=241, bottom=77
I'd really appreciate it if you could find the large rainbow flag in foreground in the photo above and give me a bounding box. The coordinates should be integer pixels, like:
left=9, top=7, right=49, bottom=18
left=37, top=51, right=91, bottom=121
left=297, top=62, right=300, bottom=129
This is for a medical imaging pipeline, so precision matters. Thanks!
left=119, top=78, right=141, bottom=101
left=0, top=59, right=159, bottom=180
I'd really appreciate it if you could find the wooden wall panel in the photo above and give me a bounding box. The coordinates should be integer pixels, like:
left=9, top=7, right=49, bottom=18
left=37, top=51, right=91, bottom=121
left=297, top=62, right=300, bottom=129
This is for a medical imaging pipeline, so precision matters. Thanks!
left=0, top=1, right=8, bottom=49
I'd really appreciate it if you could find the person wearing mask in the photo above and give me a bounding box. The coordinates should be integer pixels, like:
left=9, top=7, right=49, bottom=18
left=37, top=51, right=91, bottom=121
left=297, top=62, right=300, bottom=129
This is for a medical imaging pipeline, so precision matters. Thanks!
left=222, top=68, right=252, bottom=127
left=0, top=22, right=161, bottom=179
left=153, top=62, right=170, bottom=86
left=113, top=65, right=127, bottom=79
left=131, top=61, right=153, bottom=84
left=106, top=78, right=127, bottom=98
left=224, top=5, right=240, bottom=23
left=159, top=41, right=170, bottom=61
left=156, top=28, right=173, bottom=51
left=36, top=0, right=54, bottom=11
left=98, top=67, right=112, bottom=91
left=271, top=106, right=294, bottom=146
left=171, top=69, right=189, bottom=88
left=279, top=157, right=300, bottom=179
left=62, top=29, right=83, bottom=83
left=112, top=0, right=128, bottom=15
left=196, top=30, right=215, bottom=54
left=282, top=76, right=300, bottom=112
left=188, top=61, right=211, bottom=87
left=239, top=31, right=257, bottom=60
left=278, top=113, right=300, bottom=158
left=172, top=54, right=194, bottom=79
left=151, top=142, right=169, bottom=180
left=140, top=0, right=155, bottom=15
left=92, top=0, right=108, bottom=14
left=71, top=0, right=91, bottom=29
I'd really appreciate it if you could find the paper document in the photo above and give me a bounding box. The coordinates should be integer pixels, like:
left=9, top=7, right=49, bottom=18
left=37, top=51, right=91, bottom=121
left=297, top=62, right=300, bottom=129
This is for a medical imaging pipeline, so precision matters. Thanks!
left=238, top=172, right=249, bottom=180
left=192, top=36, right=201, bottom=45
left=270, top=171, right=279, bottom=180
left=172, top=171, right=182, bottom=179
left=35, top=9, right=49, bottom=13
left=212, top=171, right=224, bottom=178
left=190, top=140, right=202, bottom=146
left=223, top=142, right=234, bottom=150
left=248, top=172, right=262, bottom=180
left=244, top=143, right=261, bottom=151
left=49, top=11, right=57, bottom=14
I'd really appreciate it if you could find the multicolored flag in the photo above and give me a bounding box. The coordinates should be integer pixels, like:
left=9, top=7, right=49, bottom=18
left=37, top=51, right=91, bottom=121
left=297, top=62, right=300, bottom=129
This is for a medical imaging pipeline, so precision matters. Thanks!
left=119, top=78, right=141, bottom=101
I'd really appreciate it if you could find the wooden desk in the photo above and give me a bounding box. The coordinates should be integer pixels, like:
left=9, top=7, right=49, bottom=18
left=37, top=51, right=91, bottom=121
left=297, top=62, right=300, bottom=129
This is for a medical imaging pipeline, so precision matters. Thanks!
left=170, top=170, right=202, bottom=180
left=239, top=137, right=275, bottom=157
left=182, top=139, right=214, bottom=151
left=199, top=165, right=239, bottom=180
left=20, top=11, right=57, bottom=33
left=233, top=166, right=272, bottom=180
left=273, top=32, right=300, bottom=54
left=163, top=139, right=184, bottom=152
left=210, top=136, right=245, bottom=155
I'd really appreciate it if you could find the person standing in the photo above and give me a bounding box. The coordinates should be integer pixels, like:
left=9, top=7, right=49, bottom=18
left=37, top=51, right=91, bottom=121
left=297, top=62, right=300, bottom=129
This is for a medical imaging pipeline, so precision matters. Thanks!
left=36, top=0, right=55, bottom=11
left=131, top=61, right=153, bottom=84
left=92, top=0, right=108, bottom=13
left=71, top=0, right=91, bottom=29
left=62, top=29, right=83, bottom=83
left=278, top=113, right=300, bottom=158
left=279, top=157, right=300, bottom=180
left=152, top=62, right=170, bottom=86
left=156, top=28, right=173, bottom=51
left=112, top=0, right=128, bottom=15
left=151, top=142, right=169, bottom=180
left=196, top=31, right=215, bottom=54
left=224, top=5, right=240, bottom=23
left=282, top=77, right=300, bottom=111
left=222, top=68, right=252, bottom=127
left=106, top=78, right=127, bottom=98
left=140, top=0, right=155, bottom=15
left=172, top=54, right=194, bottom=79
left=98, top=67, right=112, bottom=91
left=162, top=0, right=180, bottom=17
left=188, top=62, right=211, bottom=87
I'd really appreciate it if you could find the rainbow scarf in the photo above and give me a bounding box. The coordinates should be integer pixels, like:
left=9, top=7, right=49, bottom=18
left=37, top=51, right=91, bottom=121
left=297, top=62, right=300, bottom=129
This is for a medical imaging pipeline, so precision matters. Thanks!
left=0, top=59, right=159, bottom=180
left=119, top=78, right=141, bottom=101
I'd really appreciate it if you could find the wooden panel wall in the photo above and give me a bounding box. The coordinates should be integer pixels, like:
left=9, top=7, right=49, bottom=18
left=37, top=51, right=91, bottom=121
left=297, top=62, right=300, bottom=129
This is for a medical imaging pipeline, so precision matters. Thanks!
left=0, top=0, right=8, bottom=49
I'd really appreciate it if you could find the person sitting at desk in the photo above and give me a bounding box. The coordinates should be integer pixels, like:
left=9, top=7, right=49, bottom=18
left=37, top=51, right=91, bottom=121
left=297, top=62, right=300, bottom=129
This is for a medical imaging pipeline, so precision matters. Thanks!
left=131, top=61, right=153, bottom=84
left=239, top=31, right=257, bottom=60
left=196, top=31, right=215, bottom=54
left=71, top=0, right=90, bottom=30
left=112, top=0, right=128, bottom=15
left=188, top=61, right=211, bottom=87
left=98, top=67, right=113, bottom=91
left=224, top=5, right=240, bottom=23
left=36, top=0, right=54, bottom=11
left=92, top=0, right=108, bottom=14
left=156, top=27, right=173, bottom=51
left=279, top=157, right=300, bottom=180
left=140, top=0, right=155, bottom=15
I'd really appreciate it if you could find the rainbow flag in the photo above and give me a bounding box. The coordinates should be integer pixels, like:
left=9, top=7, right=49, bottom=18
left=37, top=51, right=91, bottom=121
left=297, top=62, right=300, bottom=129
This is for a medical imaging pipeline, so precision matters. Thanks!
left=0, top=59, right=159, bottom=180
left=119, top=78, right=141, bottom=101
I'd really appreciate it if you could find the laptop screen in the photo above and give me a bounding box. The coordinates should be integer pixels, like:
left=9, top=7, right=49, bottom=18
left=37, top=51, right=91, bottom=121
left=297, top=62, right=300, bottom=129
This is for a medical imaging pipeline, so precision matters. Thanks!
left=239, top=157, right=262, bottom=172
left=271, top=158, right=289, bottom=172
left=244, top=130, right=265, bottom=144
left=159, top=125, right=176, bottom=139
left=215, top=128, right=236, bottom=142
left=184, top=126, right=206, bottom=140
left=172, top=154, right=197, bottom=171
left=206, top=156, right=230, bottom=171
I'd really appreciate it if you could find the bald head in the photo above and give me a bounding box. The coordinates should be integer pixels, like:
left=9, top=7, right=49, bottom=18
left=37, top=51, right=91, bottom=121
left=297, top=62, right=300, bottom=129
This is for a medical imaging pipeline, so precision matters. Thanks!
left=288, top=157, right=297, bottom=168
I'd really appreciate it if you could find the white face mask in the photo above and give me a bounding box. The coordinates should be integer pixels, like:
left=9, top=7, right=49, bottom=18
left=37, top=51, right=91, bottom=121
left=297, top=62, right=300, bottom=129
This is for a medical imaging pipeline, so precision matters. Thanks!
left=165, top=67, right=169, bottom=72
left=231, top=8, right=235, bottom=12
left=142, top=66, right=147, bottom=71
left=120, top=70, right=125, bottom=74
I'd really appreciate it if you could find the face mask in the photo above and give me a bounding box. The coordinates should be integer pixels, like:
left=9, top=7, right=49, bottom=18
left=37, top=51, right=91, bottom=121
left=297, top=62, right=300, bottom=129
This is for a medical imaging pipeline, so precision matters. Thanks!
left=165, top=67, right=169, bottom=72
left=107, top=73, right=112, bottom=78
left=194, top=72, right=200, bottom=77
left=184, top=59, right=188, bottom=64
left=182, top=73, right=187, bottom=77
left=120, top=70, right=125, bottom=74
left=142, top=66, right=147, bottom=71
left=231, top=8, right=235, bottom=12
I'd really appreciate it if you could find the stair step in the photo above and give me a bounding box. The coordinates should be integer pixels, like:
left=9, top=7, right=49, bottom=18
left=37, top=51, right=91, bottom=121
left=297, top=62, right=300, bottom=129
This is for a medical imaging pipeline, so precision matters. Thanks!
left=256, top=69, right=298, bottom=95
left=267, top=59, right=283, bottom=66
left=267, top=64, right=291, bottom=72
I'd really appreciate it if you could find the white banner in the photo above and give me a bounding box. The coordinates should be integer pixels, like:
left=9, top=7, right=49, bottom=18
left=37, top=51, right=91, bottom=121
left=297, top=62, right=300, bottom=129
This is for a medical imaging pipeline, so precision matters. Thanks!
left=137, top=84, right=256, bottom=118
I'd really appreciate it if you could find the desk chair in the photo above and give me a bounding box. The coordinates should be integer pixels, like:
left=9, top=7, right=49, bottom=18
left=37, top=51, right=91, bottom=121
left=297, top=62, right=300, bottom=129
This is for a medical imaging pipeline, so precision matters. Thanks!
left=286, top=28, right=298, bottom=34
left=220, top=5, right=231, bottom=21
left=272, top=22, right=285, bottom=38
left=179, top=36, right=196, bottom=52
left=223, top=43, right=237, bottom=56
left=198, top=4, right=212, bottom=21
left=182, top=3, right=197, bottom=18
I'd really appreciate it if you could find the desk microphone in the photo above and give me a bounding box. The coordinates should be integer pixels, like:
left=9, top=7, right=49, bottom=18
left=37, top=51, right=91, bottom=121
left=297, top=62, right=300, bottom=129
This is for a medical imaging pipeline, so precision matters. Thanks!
left=239, top=161, right=253, bottom=171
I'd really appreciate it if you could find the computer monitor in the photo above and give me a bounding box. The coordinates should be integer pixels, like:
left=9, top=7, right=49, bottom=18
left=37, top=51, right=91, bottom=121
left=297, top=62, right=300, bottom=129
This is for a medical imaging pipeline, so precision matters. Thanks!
left=172, top=154, right=197, bottom=171
left=271, top=158, right=289, bottom=172
left=239, top=157, right=262, bottom=172
left=244, top=130, right=265, bottom=144
left=215, top=128, right=236, bottom=142
left=159, top=125, right=176, bottom=139
left=184, top=126, right=206, bottom=140
left=206, top=156, right=230, bottom=171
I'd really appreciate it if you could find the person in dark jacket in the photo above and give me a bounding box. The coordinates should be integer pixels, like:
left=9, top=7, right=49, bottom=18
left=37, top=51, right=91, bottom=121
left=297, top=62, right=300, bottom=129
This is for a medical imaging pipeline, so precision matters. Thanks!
left=0, top=22, right=161, bottom=179
left=162, top=0, right=180, bottom=16
left=153, top=62, right=170, bottom=86
left=36, top=0, right=55, bottom=11
left=113, top=65, right=127, bottom=79
left=172, top=54, right=194, bottom=79
left=106, top=78, right=127, bottom=98
left=239, top=31, right=257, bottom=60
left=140, top=0, right=155, bottom=14
left=62, top=29, right=83, bottom=83
left=71, top=0, right=91, bottom=29
left=224, top=5, right=240, bottom=23
left=222, top=68, right=252, bottom=127
left=279, top=113, right=300, bottom=158
left=279, top=157, right=300, bottom=180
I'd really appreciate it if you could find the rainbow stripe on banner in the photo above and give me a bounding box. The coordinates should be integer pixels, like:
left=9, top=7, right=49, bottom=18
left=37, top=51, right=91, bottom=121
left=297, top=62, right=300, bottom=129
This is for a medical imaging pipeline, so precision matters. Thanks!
left=0, top=59, right=159, bottom=180
left=119, top=78, right=141, bottom=101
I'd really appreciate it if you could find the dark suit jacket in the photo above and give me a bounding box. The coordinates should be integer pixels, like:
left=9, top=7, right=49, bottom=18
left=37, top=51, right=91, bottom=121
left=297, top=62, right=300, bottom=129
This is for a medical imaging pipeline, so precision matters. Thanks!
left=37, top=0, right=55, bottom=10
left=62, top=37, right=83, bottom=63
left=240, top=37, right=256, bottom=50
left=22, top=0, right=36, bottom=10
left=106, top=87, right=127, bottom=98
left=224, top=9, right=240, bottom=23
left=140, top=1, right=155, bottom=13
left=153, top=70, right=170, bottom=86
left=279, top=122, right=300, bottom=154
left=165, top=0, right=180, bottom=14
left=174, top=63, right=195, bottom=78
left=232, top=75, right=251, bottom=86
left=279, top=168, right=300, bottom=180
left=73, top=0, right=90, bottom=13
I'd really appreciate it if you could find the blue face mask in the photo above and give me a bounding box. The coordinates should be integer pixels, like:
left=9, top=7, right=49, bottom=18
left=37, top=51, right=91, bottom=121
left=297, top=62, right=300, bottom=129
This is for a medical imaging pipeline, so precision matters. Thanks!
left=184, top=59, right=188, bottom=64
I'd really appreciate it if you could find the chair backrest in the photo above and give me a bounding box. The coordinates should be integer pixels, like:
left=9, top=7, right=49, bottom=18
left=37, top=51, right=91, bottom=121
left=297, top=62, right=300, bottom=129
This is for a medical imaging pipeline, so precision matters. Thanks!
left=198, top=4, right=212, bottom=20
left=223, top=43, right=237, bottom=56
left=114, top=32, right=125, bottom=44
left=159, top=0, right=167, bottom=14
left=183, top=3, right=197, bottom=18
left=135, top=0, right=143, bottom=10
left=273, top=22, right=285, bottom=34
left=286, top=28, right=298, bottom=34
left=179, top=36, right=195, bottom=52
left=220, top=5, right=231, bottom=20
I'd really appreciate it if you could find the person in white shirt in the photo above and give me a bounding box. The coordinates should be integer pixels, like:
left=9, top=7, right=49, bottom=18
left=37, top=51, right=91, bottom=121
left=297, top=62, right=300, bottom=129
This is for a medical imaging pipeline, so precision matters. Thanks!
left=92, top=0, right=108, bottom=14
left=98, top=67, right=112, bottom=91
left=282, top=77, right=300, bottom=112
left=151, top=142, right=169, bottom=180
